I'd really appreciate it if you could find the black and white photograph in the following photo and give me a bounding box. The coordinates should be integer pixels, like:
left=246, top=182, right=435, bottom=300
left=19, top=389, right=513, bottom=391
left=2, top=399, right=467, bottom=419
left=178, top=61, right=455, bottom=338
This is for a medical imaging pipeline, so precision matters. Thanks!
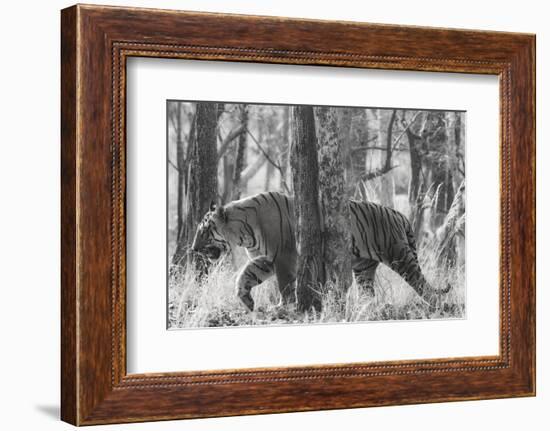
left=167, top=100, right=466, bottom=329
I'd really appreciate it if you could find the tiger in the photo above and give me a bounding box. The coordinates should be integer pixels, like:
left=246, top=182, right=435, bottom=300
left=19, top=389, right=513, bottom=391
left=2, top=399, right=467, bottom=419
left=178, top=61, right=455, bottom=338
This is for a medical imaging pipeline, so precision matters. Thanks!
left=191, top=191, right=450, bottom=311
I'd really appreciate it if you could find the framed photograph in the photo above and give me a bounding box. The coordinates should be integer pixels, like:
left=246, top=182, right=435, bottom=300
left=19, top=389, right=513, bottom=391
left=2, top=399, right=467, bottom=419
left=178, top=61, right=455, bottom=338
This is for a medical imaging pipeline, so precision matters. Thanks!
left=61, top=4, right=535, bottom=425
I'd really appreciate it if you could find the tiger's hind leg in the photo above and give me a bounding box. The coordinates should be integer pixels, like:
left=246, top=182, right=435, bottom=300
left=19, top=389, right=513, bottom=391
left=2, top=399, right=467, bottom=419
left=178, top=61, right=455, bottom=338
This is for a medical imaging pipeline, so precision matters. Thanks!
left=275, top=259, right=297, bottom=306
left=352, top=258, right=379, bottom=297
left=236, top=256, right=274, bottom=311
left=388, top=246, right=432, bottom=301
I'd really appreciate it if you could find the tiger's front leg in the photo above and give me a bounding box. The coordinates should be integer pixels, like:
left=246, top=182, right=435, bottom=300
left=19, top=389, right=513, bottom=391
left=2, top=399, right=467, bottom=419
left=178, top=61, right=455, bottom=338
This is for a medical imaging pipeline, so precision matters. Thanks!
left=236, top=256, right=274, bottom=311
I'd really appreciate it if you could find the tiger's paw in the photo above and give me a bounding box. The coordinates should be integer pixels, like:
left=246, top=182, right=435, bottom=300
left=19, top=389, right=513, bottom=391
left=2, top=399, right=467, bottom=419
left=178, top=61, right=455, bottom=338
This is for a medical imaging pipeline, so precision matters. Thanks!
left=239, top=293, right=255, bottom=312
left=421, top=287, right=451, bottom=312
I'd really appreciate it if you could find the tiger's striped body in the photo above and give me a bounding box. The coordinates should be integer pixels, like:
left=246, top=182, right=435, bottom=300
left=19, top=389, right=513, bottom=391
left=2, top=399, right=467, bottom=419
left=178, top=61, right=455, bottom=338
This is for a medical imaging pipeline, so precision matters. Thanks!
left=192, top=191, right=447, bottom=311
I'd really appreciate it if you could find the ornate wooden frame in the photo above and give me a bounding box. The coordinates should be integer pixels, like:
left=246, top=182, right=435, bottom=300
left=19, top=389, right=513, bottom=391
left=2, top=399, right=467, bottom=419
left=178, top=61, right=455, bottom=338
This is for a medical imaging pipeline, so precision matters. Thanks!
left=61, top=4, right=535, bottom=425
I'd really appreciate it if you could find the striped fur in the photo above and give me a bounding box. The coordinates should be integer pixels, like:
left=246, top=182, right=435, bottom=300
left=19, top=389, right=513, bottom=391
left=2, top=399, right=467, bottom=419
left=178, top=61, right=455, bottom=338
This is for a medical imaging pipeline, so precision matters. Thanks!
left=191, top=191, right=449, bottom=311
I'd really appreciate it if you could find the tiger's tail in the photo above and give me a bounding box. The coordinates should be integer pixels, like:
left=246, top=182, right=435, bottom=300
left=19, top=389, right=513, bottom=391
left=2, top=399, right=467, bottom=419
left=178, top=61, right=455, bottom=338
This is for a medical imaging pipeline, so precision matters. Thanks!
left=405, top=219, right=452, bottom=297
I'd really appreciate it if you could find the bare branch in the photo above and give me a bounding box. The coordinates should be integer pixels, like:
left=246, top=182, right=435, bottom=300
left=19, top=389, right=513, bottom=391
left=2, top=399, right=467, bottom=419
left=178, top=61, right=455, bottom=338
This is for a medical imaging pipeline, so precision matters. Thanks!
left=217, top=125, right=245, bottom=159
left=350, top=136, right=378, bottom=150
left=241, top=156, right=267, bottom=183
left=457, top=152, right=466, bottom=177
left=355, top=146, right=407, bottom=152
left=245, top=127, right=291, bottom=194
left=245, top=127, right=280, bottom=168
left=360, top=165, right=399, bottom=181
left=392, top=111, right=422, bottom=152
left=168, top=159, right=179, bottom=172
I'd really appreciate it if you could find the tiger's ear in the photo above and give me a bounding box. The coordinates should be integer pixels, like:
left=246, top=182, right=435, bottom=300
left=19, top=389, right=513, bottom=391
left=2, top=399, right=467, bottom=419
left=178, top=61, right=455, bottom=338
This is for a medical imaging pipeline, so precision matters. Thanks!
left=209, top=200, right=216, bottom=212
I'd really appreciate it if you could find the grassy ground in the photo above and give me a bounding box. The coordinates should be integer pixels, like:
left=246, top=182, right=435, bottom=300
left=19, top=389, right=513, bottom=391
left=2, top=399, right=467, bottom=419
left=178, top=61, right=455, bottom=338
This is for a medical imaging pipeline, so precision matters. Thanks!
left=168, top=246, right=465, bottom=329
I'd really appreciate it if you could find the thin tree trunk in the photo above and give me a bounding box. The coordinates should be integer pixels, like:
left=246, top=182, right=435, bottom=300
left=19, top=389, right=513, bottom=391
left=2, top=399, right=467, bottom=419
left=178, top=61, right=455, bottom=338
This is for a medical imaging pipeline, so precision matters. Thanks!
left=232, top=104, right=248, bottom=200
left=384, top=110, right=397, bottom=171
left=407, top=117, right=426, bottom=239
left=454, top=111, right=464, bottom=180
left=264, top=157, right=273, bottom=190
left=314, top=106, right=353, bottom=292
left=408, top=127, right=424, bottom=209
left=174, top=102, right=185, bottom=242
left=435, top=181, right=465, bottom=267
left=380, top=109, right=397, bottom=208
left=280, top=107, right=290, bottom=191
left=290, top=105, right=324, bottom=312
left=427, top=113, right=454, bottom=227
left=172, top=102, right=218, bottom=270
left=183, top=112, right=196, bottom=194
left=222, top=154, right=232, bottom=204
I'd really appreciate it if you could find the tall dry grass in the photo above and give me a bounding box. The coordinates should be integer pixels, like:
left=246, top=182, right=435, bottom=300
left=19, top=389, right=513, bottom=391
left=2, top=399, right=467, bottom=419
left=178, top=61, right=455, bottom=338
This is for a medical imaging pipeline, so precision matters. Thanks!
left=168, top=241, right=465, bottom=329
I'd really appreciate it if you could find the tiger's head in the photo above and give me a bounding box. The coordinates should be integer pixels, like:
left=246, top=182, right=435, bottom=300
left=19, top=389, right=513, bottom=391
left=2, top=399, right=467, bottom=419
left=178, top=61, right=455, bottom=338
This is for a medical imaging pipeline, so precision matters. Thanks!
left=191, top=201, right=230, bottom=261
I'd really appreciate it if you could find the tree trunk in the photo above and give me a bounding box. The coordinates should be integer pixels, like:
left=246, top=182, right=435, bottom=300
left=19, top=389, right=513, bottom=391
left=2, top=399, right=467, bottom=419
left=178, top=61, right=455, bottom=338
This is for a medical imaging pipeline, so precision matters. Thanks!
left=407, top=130, right=424, bottom=213
left=314, top=106, right=353, bottom=292
left=454, top=111, right=465, bottom=181
left=279, top=107, right=290, bottom=191
left=221, top=154, right=233, bottom=204
left=425, top=113, right=454, bottom=227
left=435, top=181, right=465, bottom=268
left=407, top=115, right=427, bottom=239
left=183, top=112, right=196, bottom=192
left=174, top=102, right=185, bottom=242
left=263, top=113, right=276, bottom=191
left=380, top=109, right=397, bottom=208
left=232, top=105, right=248, bottom=200
left=172, top=102, right=218, bottom=269
left=290, top=106, right=324, bottom=312
left=337, top=107, right=353, bottom=183
left=264, top=156, right=274, bottom=190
